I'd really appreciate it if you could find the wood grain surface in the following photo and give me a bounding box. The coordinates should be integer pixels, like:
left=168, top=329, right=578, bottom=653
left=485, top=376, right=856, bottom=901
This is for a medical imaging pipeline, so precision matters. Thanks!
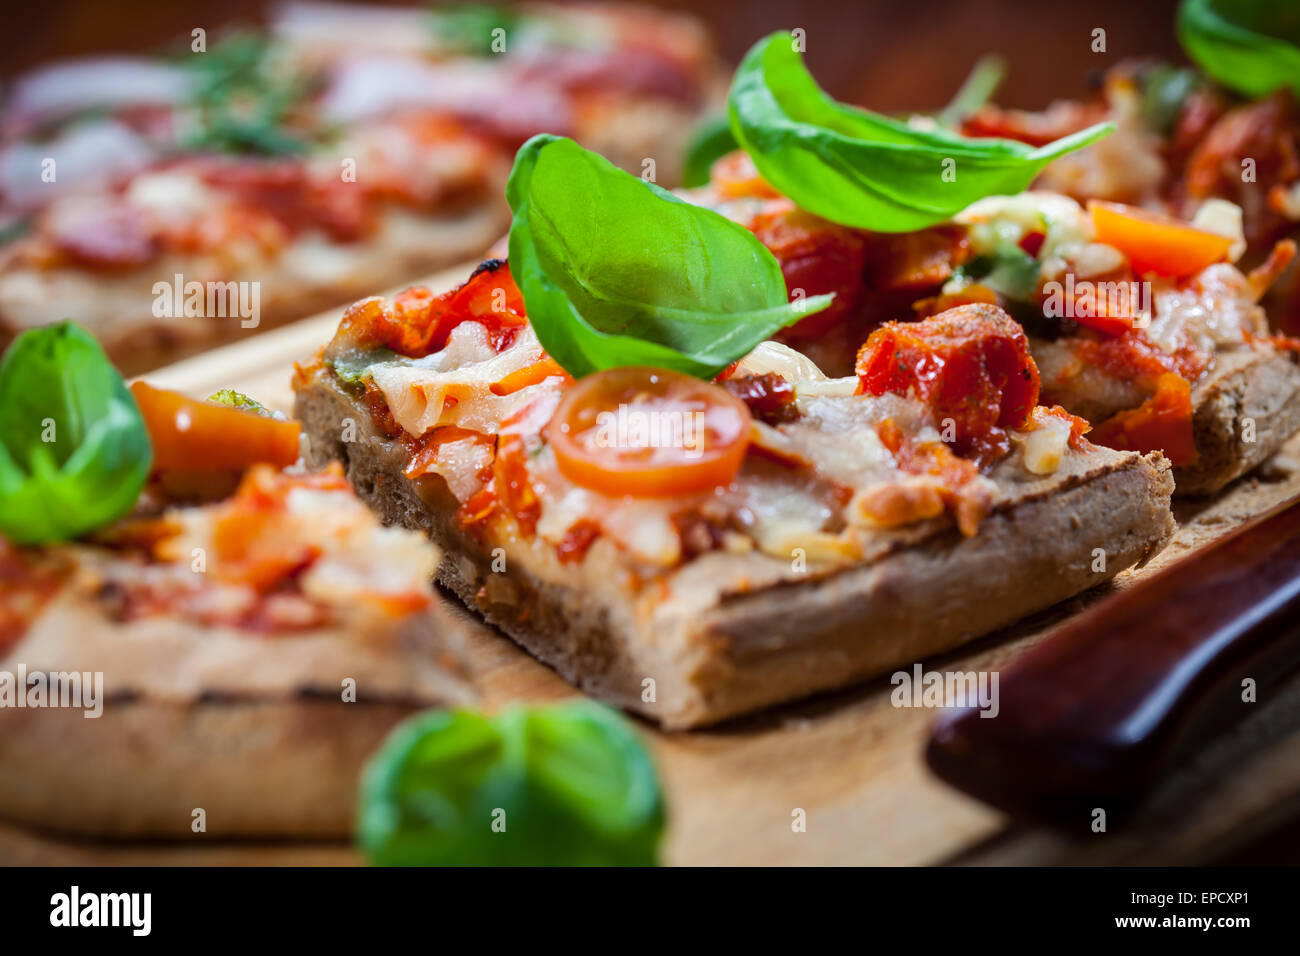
left=5, top=262, right=1300, bottom=866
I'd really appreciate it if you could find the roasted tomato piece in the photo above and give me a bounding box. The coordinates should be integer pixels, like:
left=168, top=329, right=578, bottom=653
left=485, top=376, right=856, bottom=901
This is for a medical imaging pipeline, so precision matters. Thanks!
left=721, top=372, right=799, bottom=425
left=861, top=225, right=971, bottom=293
left=1088, top=200, right=1234, bottom=277
left=548, top=367, right=752, bottom=497
left=130, top=381, right=300, bottom=474
left=855, top=304, right=1039, bottom=466
left=1174, top=92, right=1300, bottom=247
left=1089, top=372, right=1197, bottom=466
left=710, top=150, right=782, bottom=199
left=338, top=259, right=527, bottom=358
left=749, top=206, right=868, bottom=340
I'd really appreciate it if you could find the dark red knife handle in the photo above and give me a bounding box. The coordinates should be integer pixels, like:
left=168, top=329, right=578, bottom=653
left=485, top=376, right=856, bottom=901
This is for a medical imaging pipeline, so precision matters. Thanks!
left=926, top=497, right=1300, bottom=821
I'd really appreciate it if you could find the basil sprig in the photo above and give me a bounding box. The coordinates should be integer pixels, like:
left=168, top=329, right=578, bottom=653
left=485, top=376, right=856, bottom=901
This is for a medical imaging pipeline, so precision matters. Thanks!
left=727, top=33, right=1114, bottom=233
left=0, top=323, right=151, bottom=545
left=507, top=134, right=832, bottom=379
left=1178, top=0, right=1300, bottom=99
left=358, top=702, right=665, bottom=866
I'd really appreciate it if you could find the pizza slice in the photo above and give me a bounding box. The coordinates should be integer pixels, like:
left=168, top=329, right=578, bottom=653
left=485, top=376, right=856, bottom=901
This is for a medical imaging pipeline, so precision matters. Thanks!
left=0, top=326, right=471, bottom=838
left=955, top=5, right=1300, bottom=329
left=294, top=240, right=1174, bottom=728
left=679, top=35, right=1300, bottom=495
left=0, top=2, right=721, bottom=373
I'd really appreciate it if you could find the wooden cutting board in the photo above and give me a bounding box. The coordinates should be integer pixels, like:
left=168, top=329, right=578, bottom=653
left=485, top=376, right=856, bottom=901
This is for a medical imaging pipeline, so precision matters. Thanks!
left=7, top=264, right=1300, bottom=866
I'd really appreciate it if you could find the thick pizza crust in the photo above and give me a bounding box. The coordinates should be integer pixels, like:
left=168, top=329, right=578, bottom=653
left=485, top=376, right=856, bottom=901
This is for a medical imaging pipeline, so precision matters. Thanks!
left=296, top=370, right=1176, bottom=729
left=1177, top=346, right=1300, bottom=495
left=0, top=698, right=418, bottom=839
left=0, top=587, right=474, bottom=838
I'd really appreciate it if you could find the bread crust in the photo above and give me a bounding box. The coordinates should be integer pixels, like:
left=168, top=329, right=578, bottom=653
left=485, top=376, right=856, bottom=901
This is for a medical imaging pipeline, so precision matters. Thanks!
left=0, top=584, right=473, bottom=838
left=1177, top=346, right=1300, bottom=495
left=296, top=369, right=1176, bottom=729
left=0, top=698, right=418, bottom=838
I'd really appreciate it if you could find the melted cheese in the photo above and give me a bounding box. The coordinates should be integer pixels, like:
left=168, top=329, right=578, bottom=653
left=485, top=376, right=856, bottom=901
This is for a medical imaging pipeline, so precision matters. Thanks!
left=369, top=324, right=545, bottom=436
left=1010, top=408, right=1073, bottom=476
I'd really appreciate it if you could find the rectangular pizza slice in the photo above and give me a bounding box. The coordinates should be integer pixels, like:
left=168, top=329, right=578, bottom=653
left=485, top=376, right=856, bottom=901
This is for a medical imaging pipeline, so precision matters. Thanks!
left=293, top=261, right=1175, bottom=729
left=0, top=2, right=721, bottom=373
left=0, top=332, right=472, bottom=838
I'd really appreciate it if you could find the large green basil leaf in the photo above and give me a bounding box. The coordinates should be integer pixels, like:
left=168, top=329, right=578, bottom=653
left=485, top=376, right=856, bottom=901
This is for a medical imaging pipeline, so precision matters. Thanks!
left=0, top=323, right=151, bottom=544
left=1178, top=0, right=1300, bottom=99
left=506, top=134, right=832, bottom=379
left=727, top=33, right=1114, bottom=232
left=358, top=702, right=665, bottom=866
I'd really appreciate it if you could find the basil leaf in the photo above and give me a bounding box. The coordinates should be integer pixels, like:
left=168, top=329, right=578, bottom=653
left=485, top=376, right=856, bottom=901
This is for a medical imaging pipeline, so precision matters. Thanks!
left=0, top=323, right=151, bottom=544
left=506, top=134, right=832, bottom=379
left=727, top=33, right=1114, bottom=232
left=681, top=112, right=739, bottom=188
left=1178, top=0, right=1300, bottom=99
left=358, top=702, right=665, bottom=866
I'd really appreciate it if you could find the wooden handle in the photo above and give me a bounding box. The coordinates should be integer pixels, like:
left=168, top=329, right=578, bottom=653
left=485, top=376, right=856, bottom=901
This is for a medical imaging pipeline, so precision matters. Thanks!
left=926, top=496, right=1300, bottom=820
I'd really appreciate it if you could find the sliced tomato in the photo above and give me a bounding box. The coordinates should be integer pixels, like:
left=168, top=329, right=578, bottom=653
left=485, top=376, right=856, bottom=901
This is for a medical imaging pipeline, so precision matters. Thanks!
left=548, top=367, right=752, bottom=497
left=1089, top=200, right=1233, bottom=277
left=338, top=259, right=527, bottom=358
left=130, top=381, right=300, bottom=473
left=1088, top=372, right=1197, bottom=466
left=855, top=304, right=1039, bottom=466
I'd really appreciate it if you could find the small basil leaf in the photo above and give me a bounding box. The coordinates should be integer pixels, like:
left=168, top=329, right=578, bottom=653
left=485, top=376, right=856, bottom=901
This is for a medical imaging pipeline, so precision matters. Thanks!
left=506, top=134, right=832, bottom=379
left=0, top=323, right=151, bottom=544
left=358, top=702, right=665, bottom=866
left=728, top=33, right=1114, bottom=232
left=1178, top=0, right=1300, bottom=99
left=681, top=112, right=739, bottom=187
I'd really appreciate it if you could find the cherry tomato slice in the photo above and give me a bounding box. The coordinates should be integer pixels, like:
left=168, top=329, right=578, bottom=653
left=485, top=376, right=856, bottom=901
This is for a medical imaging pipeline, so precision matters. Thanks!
left=130, top=381, right=300, bottom=472
left=548, top=367, right=752, bottom=497
left=1089, top=200, right=1233, bottom=278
